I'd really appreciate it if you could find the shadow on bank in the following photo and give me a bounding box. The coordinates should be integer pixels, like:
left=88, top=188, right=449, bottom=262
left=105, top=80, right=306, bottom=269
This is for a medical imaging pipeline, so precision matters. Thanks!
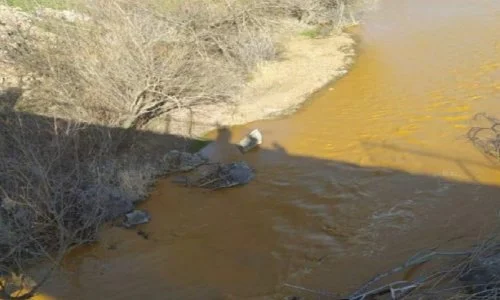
left=3, top=88, right=500, bottom=299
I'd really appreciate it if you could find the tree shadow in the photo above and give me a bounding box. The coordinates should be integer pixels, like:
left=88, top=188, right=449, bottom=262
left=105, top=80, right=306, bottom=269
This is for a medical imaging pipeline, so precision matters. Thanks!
left=360, top=141, right=500, bottom=183
left=0, top=87, right=22, bottom=112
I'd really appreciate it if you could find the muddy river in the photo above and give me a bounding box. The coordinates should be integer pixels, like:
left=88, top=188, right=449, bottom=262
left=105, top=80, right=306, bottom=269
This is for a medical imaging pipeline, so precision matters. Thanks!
left=38, top=0, right=500, bottom=298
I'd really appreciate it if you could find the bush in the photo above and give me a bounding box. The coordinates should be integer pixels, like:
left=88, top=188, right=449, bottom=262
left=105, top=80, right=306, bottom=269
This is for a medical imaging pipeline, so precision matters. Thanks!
left=0, top=98, right=163, bottom=298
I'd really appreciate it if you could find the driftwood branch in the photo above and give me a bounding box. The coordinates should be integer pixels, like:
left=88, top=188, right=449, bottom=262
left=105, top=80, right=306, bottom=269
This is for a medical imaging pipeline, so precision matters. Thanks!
left=467, top=113, right=500, bottom=160
left=283, top=283, right=338, bottom=297
left=347, top=251, right=472, bottom=300
left=280, top=249, right=473, bottom=300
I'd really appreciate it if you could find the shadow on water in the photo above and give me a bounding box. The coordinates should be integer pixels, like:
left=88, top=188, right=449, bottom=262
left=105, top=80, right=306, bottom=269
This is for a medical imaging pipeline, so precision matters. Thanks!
left=0, top=89, right=493, bottom=299
left=360, top=141, right=500, bottom=183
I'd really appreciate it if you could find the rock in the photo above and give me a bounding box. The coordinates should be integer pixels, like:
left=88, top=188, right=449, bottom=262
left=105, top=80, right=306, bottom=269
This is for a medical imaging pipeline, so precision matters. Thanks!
left=193, top=161, right=255, bottom=189
left=122, top=210, right=151, bottom=228
left=224, top=161, right=255, bottom=185
left=238, top=129, right=262, bottom=153
left=163, top=150, right=207, bottom=172
left=196, top=141, right=217, bottom=161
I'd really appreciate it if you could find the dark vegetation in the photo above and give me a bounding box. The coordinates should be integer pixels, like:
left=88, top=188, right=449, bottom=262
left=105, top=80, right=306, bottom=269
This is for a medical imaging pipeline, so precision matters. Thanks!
left=0, top=88, right=179, bottom=298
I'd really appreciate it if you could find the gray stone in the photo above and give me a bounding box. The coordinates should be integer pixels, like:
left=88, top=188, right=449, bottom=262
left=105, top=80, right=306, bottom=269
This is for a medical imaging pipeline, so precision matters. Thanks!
left=194, top=161, right=255, bottom=189
left=122, top=210, right=151, bottom=228
left=225, top=161, right=255, bottom=185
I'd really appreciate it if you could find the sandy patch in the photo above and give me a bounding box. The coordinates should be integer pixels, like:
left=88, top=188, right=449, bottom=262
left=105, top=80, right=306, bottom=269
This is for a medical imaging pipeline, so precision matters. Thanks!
left=153, top=32, right=355, bottom=137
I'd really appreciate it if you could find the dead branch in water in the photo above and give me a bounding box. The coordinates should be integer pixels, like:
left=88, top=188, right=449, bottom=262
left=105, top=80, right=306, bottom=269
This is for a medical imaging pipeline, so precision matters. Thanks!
left=348, top=250, right=472, bottom=299
left=343, top=238, right=500, bottom=300
left=467, top=113, right=500, bottom=160
left=282, top=250, right=473, bottom=300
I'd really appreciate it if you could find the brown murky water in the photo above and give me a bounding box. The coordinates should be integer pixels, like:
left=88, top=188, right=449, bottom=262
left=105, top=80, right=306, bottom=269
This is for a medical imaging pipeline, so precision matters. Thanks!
left=38, top=0, right=500, bottom=299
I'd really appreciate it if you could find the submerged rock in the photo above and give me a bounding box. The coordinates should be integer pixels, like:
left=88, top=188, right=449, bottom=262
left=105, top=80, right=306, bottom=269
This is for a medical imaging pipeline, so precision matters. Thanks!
left=123, top=210, right=151, bottom=228
left=193, top=161, right=255, bottom=189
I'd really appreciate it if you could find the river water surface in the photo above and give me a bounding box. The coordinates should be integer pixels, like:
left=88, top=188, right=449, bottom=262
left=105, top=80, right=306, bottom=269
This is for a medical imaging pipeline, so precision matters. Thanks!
left=39, top=0, right=500, bottom=298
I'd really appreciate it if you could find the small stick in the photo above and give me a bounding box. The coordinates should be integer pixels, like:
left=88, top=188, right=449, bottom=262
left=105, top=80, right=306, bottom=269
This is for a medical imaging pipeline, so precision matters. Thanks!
left=283, top=283, right=338, bottom=297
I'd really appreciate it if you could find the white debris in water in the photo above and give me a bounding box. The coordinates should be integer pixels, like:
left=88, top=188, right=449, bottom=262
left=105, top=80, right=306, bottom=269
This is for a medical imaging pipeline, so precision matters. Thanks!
left=238, top=129, right=262, bottom=153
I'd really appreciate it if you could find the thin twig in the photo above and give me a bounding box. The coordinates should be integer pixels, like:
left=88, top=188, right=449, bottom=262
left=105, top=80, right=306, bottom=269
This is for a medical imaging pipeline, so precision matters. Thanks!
left=283, top=283, right=338, bottom=297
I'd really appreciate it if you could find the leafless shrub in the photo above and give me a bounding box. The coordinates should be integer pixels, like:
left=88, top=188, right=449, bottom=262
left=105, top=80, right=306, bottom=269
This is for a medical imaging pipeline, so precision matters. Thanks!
left=4, top=0, right=267, bottom=129
left=0, top=109, right=162, bottom=298
left=4, top=0, right=360, bottom=130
